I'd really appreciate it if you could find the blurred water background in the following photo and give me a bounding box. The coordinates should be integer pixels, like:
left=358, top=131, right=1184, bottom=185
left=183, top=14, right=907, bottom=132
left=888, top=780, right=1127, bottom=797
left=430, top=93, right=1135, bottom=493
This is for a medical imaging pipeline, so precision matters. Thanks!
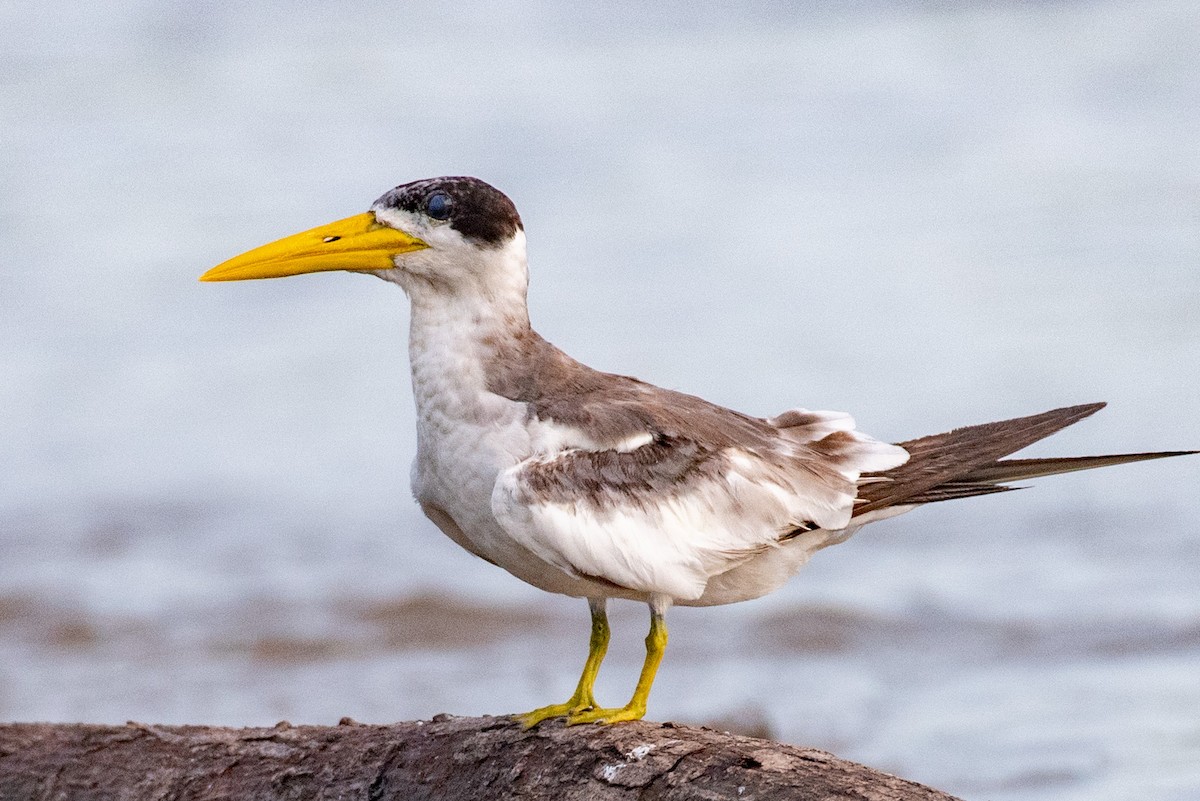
left=2, top=1, right=1199, bottom=798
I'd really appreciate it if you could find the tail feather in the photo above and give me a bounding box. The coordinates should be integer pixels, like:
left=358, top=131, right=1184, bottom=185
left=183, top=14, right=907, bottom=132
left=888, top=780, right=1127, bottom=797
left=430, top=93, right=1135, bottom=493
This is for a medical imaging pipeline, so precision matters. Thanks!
left=962, top=451, right=1198, bottom=484
left=853, top=402, right=1195, bottom=516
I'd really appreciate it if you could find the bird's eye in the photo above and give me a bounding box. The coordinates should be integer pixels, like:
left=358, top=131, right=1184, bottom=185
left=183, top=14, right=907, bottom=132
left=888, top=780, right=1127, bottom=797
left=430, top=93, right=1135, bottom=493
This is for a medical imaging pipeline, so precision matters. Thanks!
left=426, top=192, right=452, bottom=221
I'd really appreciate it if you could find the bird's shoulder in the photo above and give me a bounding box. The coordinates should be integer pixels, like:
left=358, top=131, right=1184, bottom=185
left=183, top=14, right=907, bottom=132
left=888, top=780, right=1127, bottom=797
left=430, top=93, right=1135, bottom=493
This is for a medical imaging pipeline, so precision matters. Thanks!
left=484, top=329, right=778, bottom=452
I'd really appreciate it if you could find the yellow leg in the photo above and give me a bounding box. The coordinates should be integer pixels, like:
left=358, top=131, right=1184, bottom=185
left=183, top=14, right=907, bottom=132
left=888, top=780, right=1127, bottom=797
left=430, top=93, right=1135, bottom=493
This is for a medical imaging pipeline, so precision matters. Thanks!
left=567, top=602, right=668, bottom=725
left=518, top=598, right=610, bottom=728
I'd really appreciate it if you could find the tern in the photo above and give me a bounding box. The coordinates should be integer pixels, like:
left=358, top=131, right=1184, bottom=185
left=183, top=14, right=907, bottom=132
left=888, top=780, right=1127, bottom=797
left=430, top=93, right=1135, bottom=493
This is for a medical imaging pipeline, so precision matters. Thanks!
left=202, top=176, right=1193, bottom=726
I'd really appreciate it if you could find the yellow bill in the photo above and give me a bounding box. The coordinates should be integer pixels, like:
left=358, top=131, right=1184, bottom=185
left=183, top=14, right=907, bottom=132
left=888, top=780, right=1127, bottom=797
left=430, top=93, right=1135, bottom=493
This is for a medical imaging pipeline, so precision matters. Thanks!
left=200, top=212, right=428, bottom=282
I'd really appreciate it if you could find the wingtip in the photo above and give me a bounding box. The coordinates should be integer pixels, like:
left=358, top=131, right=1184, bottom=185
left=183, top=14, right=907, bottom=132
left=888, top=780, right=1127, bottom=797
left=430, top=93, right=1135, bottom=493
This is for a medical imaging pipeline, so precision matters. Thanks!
left=1069, top=401, right=1107, bottom=417
left=1042, top=402, right=1107, bottom=428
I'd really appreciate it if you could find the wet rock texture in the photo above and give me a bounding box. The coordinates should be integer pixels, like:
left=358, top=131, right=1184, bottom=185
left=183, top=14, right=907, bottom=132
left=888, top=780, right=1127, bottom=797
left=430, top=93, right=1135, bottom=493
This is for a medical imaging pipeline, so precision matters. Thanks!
left=0, top=716, right=961, bottom=800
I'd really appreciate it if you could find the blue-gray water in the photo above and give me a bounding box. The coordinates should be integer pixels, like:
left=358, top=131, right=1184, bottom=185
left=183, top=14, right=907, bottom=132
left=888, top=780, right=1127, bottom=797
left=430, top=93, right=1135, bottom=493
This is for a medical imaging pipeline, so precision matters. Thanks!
left=2, top=1, right=1199, bottom=798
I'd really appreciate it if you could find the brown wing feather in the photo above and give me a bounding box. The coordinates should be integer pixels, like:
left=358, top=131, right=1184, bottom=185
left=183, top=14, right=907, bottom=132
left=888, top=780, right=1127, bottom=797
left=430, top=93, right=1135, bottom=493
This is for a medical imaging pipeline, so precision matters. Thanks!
left=853, top=402, right=1108, bottom=516
left=890, top=483, right=1023, bottom=505
left=960, top=451, right=1198, bottom=484
left=896, top=450, right=1198, bottom=508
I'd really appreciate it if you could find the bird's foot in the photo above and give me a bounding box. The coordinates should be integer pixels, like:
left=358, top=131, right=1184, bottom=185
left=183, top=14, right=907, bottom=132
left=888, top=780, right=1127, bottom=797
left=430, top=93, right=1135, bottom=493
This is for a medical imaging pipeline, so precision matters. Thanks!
left=517, top=694, right=597, bottom=729
left=565, top=702, right=646, bottom=725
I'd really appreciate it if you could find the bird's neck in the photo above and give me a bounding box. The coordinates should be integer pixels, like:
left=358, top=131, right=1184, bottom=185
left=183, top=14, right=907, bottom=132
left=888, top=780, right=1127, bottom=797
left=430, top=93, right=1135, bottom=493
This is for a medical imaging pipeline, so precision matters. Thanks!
left=406, top=289, right=536, bottom=427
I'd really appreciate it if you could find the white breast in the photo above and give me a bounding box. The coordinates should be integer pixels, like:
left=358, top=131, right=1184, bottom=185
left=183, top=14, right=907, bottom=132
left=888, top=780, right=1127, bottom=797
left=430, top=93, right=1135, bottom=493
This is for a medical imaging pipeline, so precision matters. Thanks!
left=405, top=298, right=617, bottom=598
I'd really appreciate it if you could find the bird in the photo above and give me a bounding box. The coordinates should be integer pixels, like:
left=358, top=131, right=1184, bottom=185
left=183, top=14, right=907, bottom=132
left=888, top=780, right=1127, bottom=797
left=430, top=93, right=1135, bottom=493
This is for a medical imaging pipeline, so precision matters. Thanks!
left=202, top=176, right=1194, bottom=726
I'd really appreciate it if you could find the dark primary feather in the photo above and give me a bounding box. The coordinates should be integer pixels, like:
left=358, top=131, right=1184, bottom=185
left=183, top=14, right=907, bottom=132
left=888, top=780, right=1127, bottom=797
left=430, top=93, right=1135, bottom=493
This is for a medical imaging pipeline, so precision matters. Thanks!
left=854, top=402, right=1197, bottom=516
left=960, top=451, right=1198, bottom=483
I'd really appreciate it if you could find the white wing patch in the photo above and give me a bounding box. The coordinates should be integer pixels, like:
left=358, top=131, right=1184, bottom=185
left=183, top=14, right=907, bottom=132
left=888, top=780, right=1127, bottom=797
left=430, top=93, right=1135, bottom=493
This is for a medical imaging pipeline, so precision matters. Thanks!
left=531, top=419, right=655, bottom=454
left=493, top=456, right=784, bottom=600
left=490, top=409, right=908, bottom=602
left=772, top=407, right=910, bottom=474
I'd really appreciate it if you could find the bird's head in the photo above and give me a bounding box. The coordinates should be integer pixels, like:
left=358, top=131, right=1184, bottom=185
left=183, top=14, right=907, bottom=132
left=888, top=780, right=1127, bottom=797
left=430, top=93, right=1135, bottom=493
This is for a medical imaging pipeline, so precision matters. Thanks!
left=201, top=177, right=528, bottom=303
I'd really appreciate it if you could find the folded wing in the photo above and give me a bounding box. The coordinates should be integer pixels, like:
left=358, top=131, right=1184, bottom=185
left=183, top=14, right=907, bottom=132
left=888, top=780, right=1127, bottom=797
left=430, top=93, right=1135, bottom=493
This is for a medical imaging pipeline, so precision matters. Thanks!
left=492, top=397, right=907, bottom=601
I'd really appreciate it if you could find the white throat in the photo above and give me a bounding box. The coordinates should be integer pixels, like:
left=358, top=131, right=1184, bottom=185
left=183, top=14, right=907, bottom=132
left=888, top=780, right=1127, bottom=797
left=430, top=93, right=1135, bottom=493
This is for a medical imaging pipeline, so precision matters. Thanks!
left=400, top=231, right=532, bottom=435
